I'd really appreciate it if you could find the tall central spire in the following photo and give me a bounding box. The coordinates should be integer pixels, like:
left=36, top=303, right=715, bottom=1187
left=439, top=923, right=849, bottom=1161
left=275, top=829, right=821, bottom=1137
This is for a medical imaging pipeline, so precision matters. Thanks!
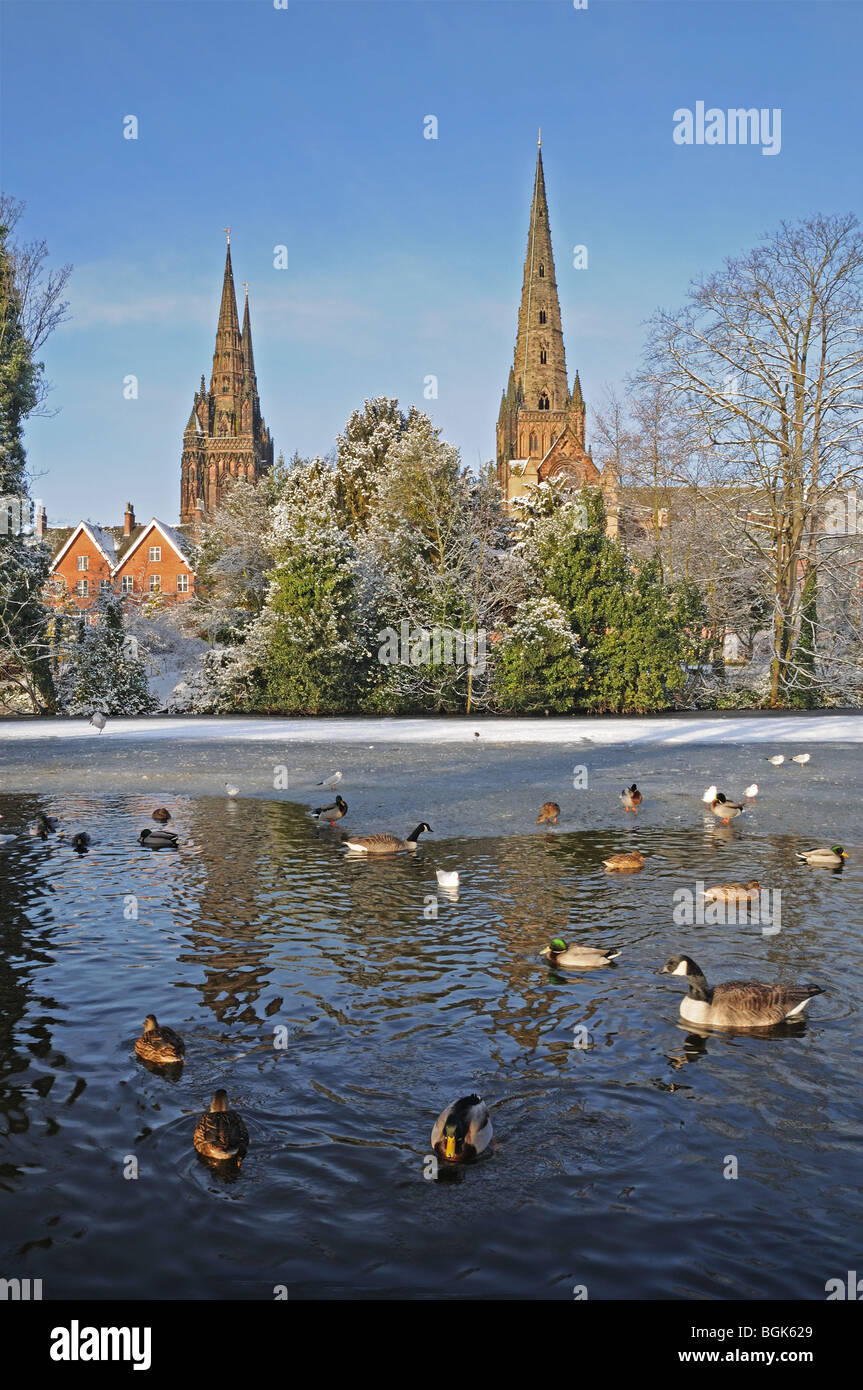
left=512, top=146, right=569, bottom=412
left=210, top=238, right=243, bottom=400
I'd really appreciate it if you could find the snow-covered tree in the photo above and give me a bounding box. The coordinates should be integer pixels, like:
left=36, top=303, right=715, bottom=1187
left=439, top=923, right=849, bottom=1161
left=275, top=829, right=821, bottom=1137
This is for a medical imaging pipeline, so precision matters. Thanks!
left=494, top=597, right=584, bottom=712
left=57, top=596, right=157, bottom=716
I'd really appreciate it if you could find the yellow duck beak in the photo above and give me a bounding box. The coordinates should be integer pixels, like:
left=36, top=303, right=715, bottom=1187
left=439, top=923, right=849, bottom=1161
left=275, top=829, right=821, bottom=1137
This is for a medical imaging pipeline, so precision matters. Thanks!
left=444, top=1134, right=456, bottom=1159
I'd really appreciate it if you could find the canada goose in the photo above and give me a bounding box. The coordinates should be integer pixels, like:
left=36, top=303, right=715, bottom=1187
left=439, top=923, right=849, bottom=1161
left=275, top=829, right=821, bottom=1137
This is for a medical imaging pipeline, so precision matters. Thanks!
left=224, top=782, right=239, bottom=798
left=134, top=1014, right=185, bottom=1065
left=152, top=808, right=172, bottom=823
left=89, top=711, right=106, bottom=733
left=436, top=869, right=460, bottom=888
left=318, top=771, right=343, bottom=789
left=603, top=850, right=645, bottom=871
left=791, top=753, right=811, bottom=765
left=795, top=845, right=848, bottom=867
left=431, top=1094, right=492, bottom=1163
left=659, top=954, right=823, bottom=1030
left=343, top=823, right=432, bottom=854
left=745, top=784, right=759, bottom=799
left=540, top=938, right=622, bottom=969
left=703, top=881, right=760, bottom=904
left=703, top=787, right=744, bottom=822
left=194, top=1090, right=249, bottom=1163
left=537, top=802, right=561, bottom=825
left=620, top=784, right=642, bottom=811
left=312, top=795, right=348, bottom=825
left=765, top=754, right=785, bottom=766
left=138, top=828, right=179, bottom=850
left=71, top=832, right=91, bottom=852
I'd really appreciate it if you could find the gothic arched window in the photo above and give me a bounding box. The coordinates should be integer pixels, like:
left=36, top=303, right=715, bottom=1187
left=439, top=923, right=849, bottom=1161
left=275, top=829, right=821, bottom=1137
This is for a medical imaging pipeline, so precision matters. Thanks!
left=540, top=348, right=547, bottom=364
left=538, top=391, right=550, bottom=411
left=539, top=309, right=547, bottom=324
left=539, top=264, right=545, bottom=278
left=529, top=433, right=538, bottom=453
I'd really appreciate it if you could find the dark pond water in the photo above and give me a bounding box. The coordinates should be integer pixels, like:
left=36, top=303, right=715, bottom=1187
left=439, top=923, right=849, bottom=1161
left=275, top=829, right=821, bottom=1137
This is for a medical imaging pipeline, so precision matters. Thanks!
left=0, top=742, right=862, bottom=1299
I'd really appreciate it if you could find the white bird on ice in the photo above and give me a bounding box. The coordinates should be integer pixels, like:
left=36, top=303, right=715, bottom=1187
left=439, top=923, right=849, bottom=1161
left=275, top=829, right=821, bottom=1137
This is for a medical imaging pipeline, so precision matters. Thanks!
left=318, top=771, right=343, bottom=789
left=436, top=869, right=460, bottom=889
left=765, top=754, right=785, bottom=766
left=225, top=782, right=239, bottom=798
left=791, top=753, right=811, bottom=765
left=702, top=784, right=719, bottom=803
left=745, top=784, right=759, bottom=799
left=90, top=711, right=106, bottom=733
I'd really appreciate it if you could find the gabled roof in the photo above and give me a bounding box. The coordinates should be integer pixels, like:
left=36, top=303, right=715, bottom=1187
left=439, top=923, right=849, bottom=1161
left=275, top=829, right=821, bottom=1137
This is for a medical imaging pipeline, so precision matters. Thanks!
left=49, top=520, right=117, bottom=572
left=111, top=517, right=194, bottom=575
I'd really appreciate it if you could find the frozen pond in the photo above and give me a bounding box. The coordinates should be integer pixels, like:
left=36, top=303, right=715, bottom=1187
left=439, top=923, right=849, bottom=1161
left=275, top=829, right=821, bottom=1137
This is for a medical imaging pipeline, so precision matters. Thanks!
left=0, top=721, right=861, bottom=1298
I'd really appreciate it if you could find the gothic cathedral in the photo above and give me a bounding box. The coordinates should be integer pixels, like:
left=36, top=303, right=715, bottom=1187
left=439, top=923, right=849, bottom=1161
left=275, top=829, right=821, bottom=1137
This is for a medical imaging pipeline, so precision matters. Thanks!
left=180, top=233, right=274, bottom=524
left=496, top=142, right=616, bottom=521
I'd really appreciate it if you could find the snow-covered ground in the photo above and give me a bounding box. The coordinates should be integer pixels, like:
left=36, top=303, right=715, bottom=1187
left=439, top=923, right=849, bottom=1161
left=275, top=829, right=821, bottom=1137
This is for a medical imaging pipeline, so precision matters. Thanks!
left=1, top=713, right=862, bottom=744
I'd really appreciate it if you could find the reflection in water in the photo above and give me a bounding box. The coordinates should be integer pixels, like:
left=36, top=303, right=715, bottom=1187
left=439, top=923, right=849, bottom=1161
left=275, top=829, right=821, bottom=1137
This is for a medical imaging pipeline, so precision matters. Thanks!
left=0, top=785, right=860, bottom=1299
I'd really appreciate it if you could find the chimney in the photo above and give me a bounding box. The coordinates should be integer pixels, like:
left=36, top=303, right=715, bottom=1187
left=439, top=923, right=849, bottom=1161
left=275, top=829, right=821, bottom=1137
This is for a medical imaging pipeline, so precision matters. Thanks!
left=124, top=502, right=135, bottom=536
left=35, top=504, right=47, bottom=538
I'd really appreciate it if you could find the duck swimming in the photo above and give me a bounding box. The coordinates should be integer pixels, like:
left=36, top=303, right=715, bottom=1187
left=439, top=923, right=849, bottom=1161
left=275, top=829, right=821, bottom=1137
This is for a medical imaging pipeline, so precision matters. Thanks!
left=795, top=845, right=847, bottom=867
left=29, top=815, right=59, bottom=837
left=152, top=808, right=172, bottom=823
left=659, top=954, right=823, bottom=1030
left=431, top=1094, right=492, bottom=1163
left=194, top=1090, right=249, bottom=1164
left=540, top=938, right=622, bottom=969
left=702, top=881, right=761, bottom=904
left=343, top=823, right=432, bottom=854
left=312, top=795, right=348, bottom=825
left=603, top=850, right=645, bottom=871
left=536, top=802, right=561, bottom=825
left=620, top=784, right=642, bottom=811
left=134, top=1014, right=185, bottom=1065
left=71, top=832, right=91, bottom=852
left=138, top=828, right=179, bottom=850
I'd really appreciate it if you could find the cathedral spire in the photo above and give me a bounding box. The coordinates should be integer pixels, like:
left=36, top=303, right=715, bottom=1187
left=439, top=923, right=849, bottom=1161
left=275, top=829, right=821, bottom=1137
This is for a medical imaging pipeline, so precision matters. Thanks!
left=511, top=144, right=568, bottom=412
left=241, top=284, right=256, bottom=383
left=210, top=236, right=243, bottom=398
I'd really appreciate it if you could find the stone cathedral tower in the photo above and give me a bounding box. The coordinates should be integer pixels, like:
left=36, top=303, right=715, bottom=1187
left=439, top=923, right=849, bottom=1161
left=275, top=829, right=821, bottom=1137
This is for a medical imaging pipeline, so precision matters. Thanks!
left=497, top=141, right=614, bottom=514
left=180, top=233, right=274, bottom=524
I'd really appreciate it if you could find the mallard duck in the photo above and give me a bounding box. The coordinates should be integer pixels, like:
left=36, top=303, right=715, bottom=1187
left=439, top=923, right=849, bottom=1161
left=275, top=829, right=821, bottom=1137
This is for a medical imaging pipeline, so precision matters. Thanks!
left=436, top=869, right=460, bottom=888
left=659, top=954, right=823, bottom=1029
left=540, top=938, right=622, bottom=968
left=138, top=828, right=179, bottom=850
left=620, top=784, right=642, bottom=811
left=71, top=832, right=91, bottom=851
left=152, top=808, right=171, bottom=823
left=312, top=795, right=348, bottom=825
left=343, top=823, right=432, bottom=854
left=765, top=754, right=785, bottom=766
left=795, top=845, right=847, bottom=867
left=603, top=850, right=645, bottom=871
left=193, top=1090, right=249, bottom=1163
left=431, top=1094, right=492, bottom=1163
left=791, top=753, right=811, bottom=765
left=537, top=802, right=561, bottom=825
left=703, top=881, right=760, bottom=903
left=702, top=787, right=744, bottom=822
left=134, top=1014, right=185, bottom=1065
left=29, top=815, right=58, bottom=837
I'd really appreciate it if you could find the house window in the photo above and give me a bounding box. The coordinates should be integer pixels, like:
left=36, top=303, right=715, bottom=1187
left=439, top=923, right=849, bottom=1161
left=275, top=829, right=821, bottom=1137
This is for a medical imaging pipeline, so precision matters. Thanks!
left=539, top=309, right=547, bottom=324
left=121, top=576, right=133, bottom=594
left=100, top=579, right=112, bottom=594
left=149, top=575, right=161, bottom=593
left=176, top=574, right=190, bottom=594
left=77, top=555, right=89, bottom=571
left=76, top=578, right=89, bottom=596
left=149, top=546, right=161, bottom=562
left=540, top=348, right=547, bottom=364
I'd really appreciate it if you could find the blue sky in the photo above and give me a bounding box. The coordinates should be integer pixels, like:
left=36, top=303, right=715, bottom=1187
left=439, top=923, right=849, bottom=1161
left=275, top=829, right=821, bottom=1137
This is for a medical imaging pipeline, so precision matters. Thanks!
left=3, top=0, right=861, bottom=526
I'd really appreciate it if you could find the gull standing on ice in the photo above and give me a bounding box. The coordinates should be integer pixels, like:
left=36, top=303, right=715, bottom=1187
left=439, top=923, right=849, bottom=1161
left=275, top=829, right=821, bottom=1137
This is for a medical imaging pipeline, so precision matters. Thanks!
left=90, top=711, right=107, bottom=733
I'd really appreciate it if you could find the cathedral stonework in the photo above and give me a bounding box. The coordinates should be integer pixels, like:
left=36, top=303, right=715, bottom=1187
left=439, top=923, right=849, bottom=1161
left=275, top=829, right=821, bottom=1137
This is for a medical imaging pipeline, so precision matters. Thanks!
left=180, top=234, right=274, bottom=524
left=497, top=143, right=617, bottom=528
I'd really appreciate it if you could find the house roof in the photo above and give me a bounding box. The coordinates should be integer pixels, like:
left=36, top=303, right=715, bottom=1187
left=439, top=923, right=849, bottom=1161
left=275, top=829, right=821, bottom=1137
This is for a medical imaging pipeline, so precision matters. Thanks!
left=111, top=517, right=194, bottom=574
left=49, top=520, right=118, bottom=572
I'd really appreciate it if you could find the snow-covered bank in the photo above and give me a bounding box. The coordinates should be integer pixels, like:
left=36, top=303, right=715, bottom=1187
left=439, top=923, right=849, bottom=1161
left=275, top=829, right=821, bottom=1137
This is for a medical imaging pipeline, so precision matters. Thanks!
left=1, top=712, right=862, bottom=745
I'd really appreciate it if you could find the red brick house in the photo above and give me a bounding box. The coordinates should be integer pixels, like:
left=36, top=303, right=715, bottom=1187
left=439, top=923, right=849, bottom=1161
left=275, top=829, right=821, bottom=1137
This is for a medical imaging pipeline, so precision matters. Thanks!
left=45, top=505, right=195, bottom=614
